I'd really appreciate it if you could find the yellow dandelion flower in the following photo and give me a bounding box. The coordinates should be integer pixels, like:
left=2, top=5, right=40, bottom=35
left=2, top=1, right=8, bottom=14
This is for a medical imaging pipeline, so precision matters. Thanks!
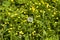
left=31, top=6, right=35, bottom=12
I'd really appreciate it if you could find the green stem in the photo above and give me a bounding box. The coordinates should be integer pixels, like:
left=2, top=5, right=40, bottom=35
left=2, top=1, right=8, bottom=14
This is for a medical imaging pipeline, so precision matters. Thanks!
left=10, top=32, right=12, bottom=40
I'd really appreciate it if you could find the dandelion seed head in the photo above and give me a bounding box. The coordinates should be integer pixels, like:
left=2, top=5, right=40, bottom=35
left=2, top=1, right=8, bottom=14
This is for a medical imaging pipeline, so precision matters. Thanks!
left=27, top=17, right=33, bottom=22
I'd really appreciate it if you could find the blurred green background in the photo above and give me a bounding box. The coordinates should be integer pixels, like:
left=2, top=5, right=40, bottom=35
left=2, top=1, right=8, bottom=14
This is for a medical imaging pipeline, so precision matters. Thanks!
left=0, top=0, right=60, bottom=40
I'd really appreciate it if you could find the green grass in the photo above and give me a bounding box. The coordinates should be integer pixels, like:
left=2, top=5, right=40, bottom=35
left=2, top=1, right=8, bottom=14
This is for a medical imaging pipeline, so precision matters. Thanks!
left=0, top=0, right=60, bottom=40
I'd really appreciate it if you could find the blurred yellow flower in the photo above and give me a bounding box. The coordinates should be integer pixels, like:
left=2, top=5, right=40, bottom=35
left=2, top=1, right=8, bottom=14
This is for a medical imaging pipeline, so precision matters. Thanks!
left=23, top=20, right=27, bottom=22
left=54, top=12, right=56, bottom=15
left=18, top=16, right=20, bottom=18
left=39, top=3, right=41, bottom=5
left=11, top=0, right=14, bottom=2
left=14, top=13, right=18, bottom=16
left=36, top=15, right=40, bottom=18
left=8, top=12, right=10, bottom=15
left=10, top=28, right=13, bottom=30
left=35, top=2, right=38, bottom=5
left=5, top=22, right=9, bottom=24
left=24, top=12, right=26, bottom=14
left=32, top=31, right=36, bottom=35
left=40, top=10, right=43, bottom=13
left=52, top=15, right=54, bottom=17
left=8, top=30, right=11, bottom=33
left=31, top=6, right=35, bottom=12
left=19, top=31, right=24, bottom=35
left=15, top=32, right=18, bottom=35
left=55, top=22, right=58, bottom=23
left=46, top=3, right=49, bottom=8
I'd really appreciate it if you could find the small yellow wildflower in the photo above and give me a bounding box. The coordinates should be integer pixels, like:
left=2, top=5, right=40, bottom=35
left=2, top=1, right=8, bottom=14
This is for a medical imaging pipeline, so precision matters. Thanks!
left=23, top=20, right=27, bottom=22
left=36, top=6, right=39, bottom=8
left=35, top=2, right=38, bottom=5
left=10, top=28, right=13, bottom=30
left=24, top=12, right=26, bottom=14
left=52, top=15, right=54, bottom=17
left=18, top=17, right=20, bottom=18
left=39, top=3, right=41, bottom=5
left=19, top=31, right=24, bottom=35
left=31, top=6, right=35, bottom=12
left=18, top=26, right=21, bottom=28
left=5, top=22, right=9, bottom=24
left=21, top=11, right=24, bottom=13
left=8, top=12, right=10, bottom=15
left=11, top=0, right=14, bottom=2
left=14, top=13, right=18, bottom=16
left=54, top=12, right=56, bottom=15
left=55, top=22, right=58, bottom=23
left=32, top=31, right=36, bottom=35
left=36, top=15, right=40, bottom=17
left=46, top=3, right=49, bottom=8
left=40, top=10, right=43, bottom=13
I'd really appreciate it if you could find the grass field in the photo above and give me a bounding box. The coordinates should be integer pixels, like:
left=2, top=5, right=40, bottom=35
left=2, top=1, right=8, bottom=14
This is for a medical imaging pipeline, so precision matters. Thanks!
left=0, top=0, right=60, bottom=40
